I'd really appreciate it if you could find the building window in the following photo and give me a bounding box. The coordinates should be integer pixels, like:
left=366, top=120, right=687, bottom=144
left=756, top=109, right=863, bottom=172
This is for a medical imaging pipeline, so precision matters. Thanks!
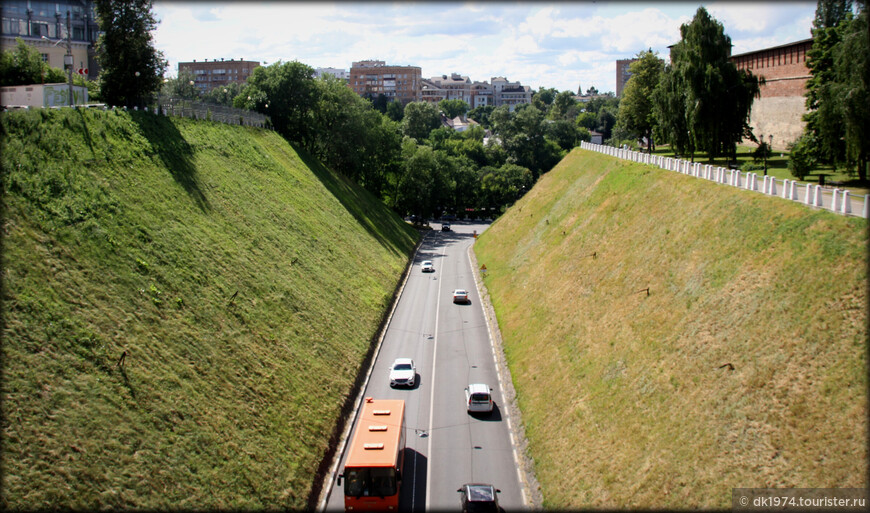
left=31, top=22, right=48, bottom=37
left=40, top=53, right=49, bottom=63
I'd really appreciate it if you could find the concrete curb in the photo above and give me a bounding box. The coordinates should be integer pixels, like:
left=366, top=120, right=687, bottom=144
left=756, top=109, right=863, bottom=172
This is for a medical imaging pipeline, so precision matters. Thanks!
left=468, top=242, right=544, bottom=510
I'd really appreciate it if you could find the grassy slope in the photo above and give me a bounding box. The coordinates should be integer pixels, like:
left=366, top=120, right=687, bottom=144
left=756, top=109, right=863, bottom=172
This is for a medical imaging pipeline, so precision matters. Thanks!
left=1, top=108, right=419, bottom=509
left=474, top=149, right=867, bottom=508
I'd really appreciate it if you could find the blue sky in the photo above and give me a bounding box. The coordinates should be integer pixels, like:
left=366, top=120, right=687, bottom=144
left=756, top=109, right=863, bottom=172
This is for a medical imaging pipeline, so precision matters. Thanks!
left=152, top=1, right=817, bottom=94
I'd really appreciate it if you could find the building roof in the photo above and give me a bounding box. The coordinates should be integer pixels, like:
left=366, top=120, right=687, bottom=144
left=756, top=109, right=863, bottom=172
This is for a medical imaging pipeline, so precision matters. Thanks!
left=729, top=38, right=813, bottom=59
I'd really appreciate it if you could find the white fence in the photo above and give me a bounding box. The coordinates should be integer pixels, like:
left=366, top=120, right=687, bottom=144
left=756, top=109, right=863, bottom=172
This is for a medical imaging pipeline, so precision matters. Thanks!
left=579, top=142, right=869, bottom=219
left=154, top=96, right=269, bottom=128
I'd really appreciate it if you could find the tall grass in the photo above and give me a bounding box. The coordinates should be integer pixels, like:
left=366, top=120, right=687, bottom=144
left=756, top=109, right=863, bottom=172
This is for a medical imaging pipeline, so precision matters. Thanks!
left=474, top=149, right=867, bottom=508
left=1, top=108, right=419, bottom=509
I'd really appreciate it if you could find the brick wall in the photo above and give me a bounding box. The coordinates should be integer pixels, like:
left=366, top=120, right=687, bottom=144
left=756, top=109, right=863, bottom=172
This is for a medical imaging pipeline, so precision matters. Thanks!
left=731, top=39, right=813, bottom=150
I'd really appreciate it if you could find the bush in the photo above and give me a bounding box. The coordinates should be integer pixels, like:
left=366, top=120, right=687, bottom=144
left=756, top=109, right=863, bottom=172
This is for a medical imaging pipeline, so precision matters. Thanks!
left=788, top=134, right=816, bottom=180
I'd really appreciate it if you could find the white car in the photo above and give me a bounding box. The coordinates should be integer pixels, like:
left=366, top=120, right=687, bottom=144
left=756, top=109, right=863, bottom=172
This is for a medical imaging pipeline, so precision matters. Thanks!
left=453, top=289, right=469, bottom=303
left=421, top=260, right=435, bottom=272
left=389, top=358, right=416, bottom=388
left=465, top=383, right=494, bottom=414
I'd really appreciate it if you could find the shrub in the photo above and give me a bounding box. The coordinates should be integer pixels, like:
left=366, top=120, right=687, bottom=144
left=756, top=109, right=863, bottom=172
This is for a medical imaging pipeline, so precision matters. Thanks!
left=788, top=134, right=816, bottom=180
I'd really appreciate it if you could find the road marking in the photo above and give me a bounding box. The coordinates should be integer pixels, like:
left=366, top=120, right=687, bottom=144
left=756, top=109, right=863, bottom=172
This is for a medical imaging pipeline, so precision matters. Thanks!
left=317, top=232, right=429, bottom=512
left=468, top=242, right=530, bottom=509
left=425, top=236, right=448, bottom=511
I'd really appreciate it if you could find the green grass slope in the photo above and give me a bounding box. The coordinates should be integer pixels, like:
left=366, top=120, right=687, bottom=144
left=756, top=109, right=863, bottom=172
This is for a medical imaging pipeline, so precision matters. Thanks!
left=1, top=108, right=419, bottom=509
left=474, top=149, right=867, bottom=509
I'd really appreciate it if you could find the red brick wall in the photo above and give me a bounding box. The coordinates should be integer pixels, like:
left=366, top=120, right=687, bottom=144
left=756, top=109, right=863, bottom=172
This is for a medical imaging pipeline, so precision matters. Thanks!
left=731, top=40, right=812, bottom=98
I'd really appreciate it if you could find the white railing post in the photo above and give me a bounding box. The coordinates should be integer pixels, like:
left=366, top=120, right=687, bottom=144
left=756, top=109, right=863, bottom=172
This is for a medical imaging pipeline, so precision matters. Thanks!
left=782, top=179, right=790, bottom=198
left=841, top=190, right=852, bottom=214
left=769, top=177, right=777, bottom=196
left=813, top=185, right=824, bottom=207
left=864, top=195, right=870, bottom=218
left=832, top=189, right=841, bottom=212
left=804, top=183, right=812, bottom=204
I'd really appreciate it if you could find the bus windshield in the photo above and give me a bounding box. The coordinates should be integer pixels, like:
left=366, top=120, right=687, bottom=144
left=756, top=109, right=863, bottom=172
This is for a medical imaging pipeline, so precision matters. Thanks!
left=344, top=467, right=397, bottom=497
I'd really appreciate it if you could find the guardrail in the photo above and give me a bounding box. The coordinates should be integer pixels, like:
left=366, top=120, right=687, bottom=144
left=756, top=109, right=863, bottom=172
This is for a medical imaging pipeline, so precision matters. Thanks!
left=153, top=96, right=269, bottom=128
left=579, top=142, right=869, bottom=219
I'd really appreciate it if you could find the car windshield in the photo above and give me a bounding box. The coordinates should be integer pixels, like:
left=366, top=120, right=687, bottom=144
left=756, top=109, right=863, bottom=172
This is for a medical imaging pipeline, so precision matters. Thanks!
left=394, top=363, right=412, bottom=371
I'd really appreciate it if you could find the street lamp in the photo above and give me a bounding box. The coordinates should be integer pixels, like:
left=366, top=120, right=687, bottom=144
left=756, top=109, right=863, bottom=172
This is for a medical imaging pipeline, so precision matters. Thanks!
left=761, top=133, right=768, bottom=176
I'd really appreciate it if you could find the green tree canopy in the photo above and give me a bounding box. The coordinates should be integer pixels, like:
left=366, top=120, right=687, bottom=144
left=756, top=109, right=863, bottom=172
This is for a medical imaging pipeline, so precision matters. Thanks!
left=549, top=90, right=579, bottom=121
left=95, top=0, right=166, bottom=107
left=615, top=49, right=665, bottom=152
left=653, top=7, right=760, bottom=162
left=239, top=60, right=319, bottom=148
left=438, top=99, right=470, bottom=119
left=402, top=101, right=442, bottom=141
left=0, top=38, right=67, bottom=87
left=161, top=69, right=200, bottom=100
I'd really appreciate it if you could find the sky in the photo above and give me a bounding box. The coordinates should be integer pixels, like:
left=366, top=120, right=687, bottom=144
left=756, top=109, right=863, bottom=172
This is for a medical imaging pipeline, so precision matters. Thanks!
left=152, top=1, right=818, bottom=94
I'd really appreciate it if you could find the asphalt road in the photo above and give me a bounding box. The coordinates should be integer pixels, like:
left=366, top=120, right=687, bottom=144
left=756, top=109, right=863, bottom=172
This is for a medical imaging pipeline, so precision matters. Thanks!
left=322, top=220, right=527, bottom=512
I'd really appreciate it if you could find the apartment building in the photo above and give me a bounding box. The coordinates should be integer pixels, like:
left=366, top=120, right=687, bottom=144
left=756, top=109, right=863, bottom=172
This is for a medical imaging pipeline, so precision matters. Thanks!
left=349, top=60, right=422, bottom=105
left=615, top=58, right=637, bottom=97
left=177, top=58, right=260, bottom=93
left=314, top=67, right=348, bottom=80
left=421, top=74, right=529, bottom=111
left=1, top=0, right=102, bottom=80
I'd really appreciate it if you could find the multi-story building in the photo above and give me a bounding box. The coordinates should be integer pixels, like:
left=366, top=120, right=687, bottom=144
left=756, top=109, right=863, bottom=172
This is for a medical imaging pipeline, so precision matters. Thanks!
left=1, top=0, right=102, bottom=80
left=615, top=58, right=637, bottom=97
left=491, top=76, right=532, bottom=110
left=349, top=60, right=421, bottom=105
left=315, top=67, right=348, bottom=81
left=421, top=78, right=447, bottom=104
left=177, top=58, right=260, bottom=93
left=730, top=39, right=813, bottom=150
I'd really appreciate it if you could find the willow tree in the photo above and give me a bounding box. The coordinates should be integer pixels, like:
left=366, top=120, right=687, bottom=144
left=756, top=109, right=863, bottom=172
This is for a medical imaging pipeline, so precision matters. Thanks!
left=653, top=7, right=760, bottom=162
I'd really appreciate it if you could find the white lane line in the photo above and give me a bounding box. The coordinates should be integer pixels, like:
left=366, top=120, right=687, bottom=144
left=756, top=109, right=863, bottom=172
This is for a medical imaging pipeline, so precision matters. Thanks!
left=425, top=236, right=448, bottom=511
left=468, top=242, right=530, bottom=509
left=318, top=233, right=429, bottom=512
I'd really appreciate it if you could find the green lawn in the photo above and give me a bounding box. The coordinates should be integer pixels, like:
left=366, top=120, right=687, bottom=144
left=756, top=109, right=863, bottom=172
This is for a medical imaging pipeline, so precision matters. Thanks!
left=1, top=107, right=419, bottom=509
left=475, top=148, right=867, bottom=509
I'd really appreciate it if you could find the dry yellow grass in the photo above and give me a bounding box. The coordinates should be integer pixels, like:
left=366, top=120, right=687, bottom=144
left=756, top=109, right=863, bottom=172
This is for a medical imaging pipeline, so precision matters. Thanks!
left=475, top=149, right=868, bottom=509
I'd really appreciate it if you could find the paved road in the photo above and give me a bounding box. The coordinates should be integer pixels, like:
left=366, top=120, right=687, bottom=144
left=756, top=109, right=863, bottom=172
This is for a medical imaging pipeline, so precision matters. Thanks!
left=322, top=221, right=527, bottom=512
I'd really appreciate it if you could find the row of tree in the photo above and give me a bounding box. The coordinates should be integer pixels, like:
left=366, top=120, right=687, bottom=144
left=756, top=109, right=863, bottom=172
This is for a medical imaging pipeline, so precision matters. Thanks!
left=793, top=0, right=868, bottom=181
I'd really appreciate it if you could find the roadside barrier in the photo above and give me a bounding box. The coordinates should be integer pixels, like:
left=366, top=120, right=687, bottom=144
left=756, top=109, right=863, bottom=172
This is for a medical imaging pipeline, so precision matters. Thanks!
left=579, top=142, right=868, bottom=219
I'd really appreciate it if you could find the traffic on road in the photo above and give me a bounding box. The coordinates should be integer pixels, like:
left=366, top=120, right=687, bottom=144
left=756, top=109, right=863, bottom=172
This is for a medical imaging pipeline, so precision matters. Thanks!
left=321, top=220, right=527, bottom=512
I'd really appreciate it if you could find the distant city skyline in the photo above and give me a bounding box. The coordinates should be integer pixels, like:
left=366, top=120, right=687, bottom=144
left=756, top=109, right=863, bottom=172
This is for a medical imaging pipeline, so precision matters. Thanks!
left=153, top=1, right=818, bottom=94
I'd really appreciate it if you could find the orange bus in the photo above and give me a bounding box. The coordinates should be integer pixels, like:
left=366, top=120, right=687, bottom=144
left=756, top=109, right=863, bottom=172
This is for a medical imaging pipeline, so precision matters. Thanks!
left=337, top=397, right=406, bottom=511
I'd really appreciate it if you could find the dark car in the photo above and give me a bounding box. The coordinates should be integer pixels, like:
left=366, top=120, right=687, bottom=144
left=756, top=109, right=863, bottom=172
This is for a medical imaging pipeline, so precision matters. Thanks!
left=457, top=483, right=501, bottom=513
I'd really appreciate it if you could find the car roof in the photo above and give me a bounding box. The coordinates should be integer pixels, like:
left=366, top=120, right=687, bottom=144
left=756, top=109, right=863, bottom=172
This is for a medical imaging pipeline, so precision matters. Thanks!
left=454, top=289, right=467, bottom=293
left=462, top=483, right=496, bottom=501
left=467, top=383, right=490, bottom=394
left=393, top=357, right=413, bottom=365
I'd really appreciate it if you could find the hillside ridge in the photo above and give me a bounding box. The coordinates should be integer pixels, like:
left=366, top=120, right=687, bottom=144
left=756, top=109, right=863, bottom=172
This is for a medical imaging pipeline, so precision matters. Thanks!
left=1, top=107, right=419, bottom=509
left=473, top=148, right=868, bottom=508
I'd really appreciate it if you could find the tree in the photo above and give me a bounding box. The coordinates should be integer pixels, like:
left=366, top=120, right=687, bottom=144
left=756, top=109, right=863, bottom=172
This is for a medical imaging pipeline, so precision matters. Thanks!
left=438, top=99, right=469, bottom=119
left=833, top=7, right=868, bottom=180
left=201, top=82, right=244, bottom=106
left=0, top=38, right=67, bottom=87
left=402, top=101, right=442, bottom=141
left=615, top=50, right=665, bottom=153
left=653, top=7, right=760, bottom=162
left=801, top=0, right=865, bottom=177
left=95, top=0, right=166, bottom=107
left=549, top=90, right=579, bottom=121
left=161, top=69, right=200, bottom=100
left=241, top=60, right=319, bottom=148
left=545, top=119, right=580, bottom=151
left=386, top=100, right=404, bottom=122
left=468, top=105, right=495, bottom=129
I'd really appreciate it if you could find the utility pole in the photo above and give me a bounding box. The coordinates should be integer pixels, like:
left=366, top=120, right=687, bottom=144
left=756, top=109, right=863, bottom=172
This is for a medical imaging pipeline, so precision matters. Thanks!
left=64, top=10, right=73, bottom=106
